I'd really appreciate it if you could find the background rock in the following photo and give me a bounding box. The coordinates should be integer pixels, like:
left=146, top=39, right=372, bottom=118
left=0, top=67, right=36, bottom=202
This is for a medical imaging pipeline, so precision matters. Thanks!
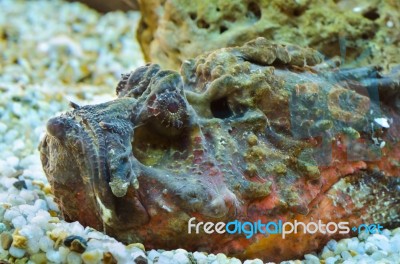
left=67, top=0, right=139, bottom=12
left=137, top=0, right=400, bottom=71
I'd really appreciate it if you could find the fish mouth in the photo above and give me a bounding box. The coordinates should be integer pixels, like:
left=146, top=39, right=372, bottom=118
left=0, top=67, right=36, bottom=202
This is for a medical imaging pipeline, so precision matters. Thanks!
left=40, top=106, right=235, bottom=234
left=40, top=113, right=150, bottom=230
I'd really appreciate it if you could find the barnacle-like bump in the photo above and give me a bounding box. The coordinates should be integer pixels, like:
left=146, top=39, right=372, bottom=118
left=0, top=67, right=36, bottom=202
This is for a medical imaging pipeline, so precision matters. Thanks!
left=149, top=90, right=189, bottom=129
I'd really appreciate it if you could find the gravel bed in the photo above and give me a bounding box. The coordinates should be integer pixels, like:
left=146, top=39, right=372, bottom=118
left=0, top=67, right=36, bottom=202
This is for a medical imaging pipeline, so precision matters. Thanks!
left=0, top=0, right=399, bottom=263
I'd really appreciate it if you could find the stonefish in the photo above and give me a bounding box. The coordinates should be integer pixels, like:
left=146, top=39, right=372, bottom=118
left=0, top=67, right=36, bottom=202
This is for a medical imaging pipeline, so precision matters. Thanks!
left=40, top=38, right=400, bottom=261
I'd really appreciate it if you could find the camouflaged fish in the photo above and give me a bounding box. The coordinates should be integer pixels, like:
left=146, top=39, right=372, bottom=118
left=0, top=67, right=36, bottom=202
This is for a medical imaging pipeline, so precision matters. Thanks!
left=39, top=38, right=400, bottom=262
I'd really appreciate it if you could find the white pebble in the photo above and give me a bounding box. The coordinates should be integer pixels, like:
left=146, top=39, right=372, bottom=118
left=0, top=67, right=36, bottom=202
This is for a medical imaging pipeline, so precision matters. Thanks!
left=82, top=249, right=103, bottom=264
left=229, top=257, right=242, bottom=264
left=34, top=199, right=48, bottom=211
left=4, top=208, right=21, bottom=221
left=175, top=248, right=188, bottom=255
left=243, top=259, right=263, bottom=264
left=193, top=251, right=207, bottom=262
left=6, top=156, right=19, bottom=168
left=172, top=251, right=190, bottom=264
left=67, top=251, right=83, bottom=264
left=31, top=212, right=51, bottom=230
left=18, top=204, right=35, bottom=219
left=341, top=250, right=352, bottom=260
left=368, top=234, right=390, bottom=252
left=47, top=249, right=61, bottom=263
left=390, top=235, right=400, bottom=253
left=325, top=256, right=338, bottom=264
left=131, top=248, right=146, bottom=260
left=1, top=164, right=16, bottom=178
left=45, top=196, right=60, bottom=211
left=12, top=139, right=25, bottom=152
left=9, top=245, right=26, bottom=258
left=68, top=221, right=85, bottom=236
left=371, top=251, right=388, bottom=260
left=59, top=246, right=70, bottom=263
left=157, top=254, right=174, bottom=264
left=303, top=254, right=320, bottom=264
left=7, top=194, right=26, bottom=205
left=0, top=122, right=7, bottom=133
left=326, top=239, right=338, bottom=251
left=347, top=238, right=359, bottom=252
left=207, top=253, right=217, bottom=261
left=12, top=215, right=27, bottom=228
left=39, top=236, right=54, bottom=252
left=161, top=250, right=174, bottom=258
left=19, top=189, right=35, bottom=203
left=334, top=241, right=347, bottom=254
left=382, top=229, right=391, bottom=238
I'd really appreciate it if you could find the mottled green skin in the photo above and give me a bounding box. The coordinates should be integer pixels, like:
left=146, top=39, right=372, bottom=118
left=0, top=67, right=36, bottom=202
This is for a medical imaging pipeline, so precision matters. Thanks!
left=40, top=38, right=400, bottom=261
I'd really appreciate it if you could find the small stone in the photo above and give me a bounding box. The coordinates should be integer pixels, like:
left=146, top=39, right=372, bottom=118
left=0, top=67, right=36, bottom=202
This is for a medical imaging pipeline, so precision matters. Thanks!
left=1, top=232, right=13, bottom=250
left=147, top=249, right=160, bottom=261
left=161, top=251, right=174, bottom=258
left=207, top=253, right=217, bottom=262
left=131, top=247, right=146, bottom=260
left=157, top=254, right=174, bottom=263
left=13, top=180, right=27, bottom=190
left=0, top=122, right=7, bottom=133
left=12, top=234, right=27, bottom=249
left=0, top=223, right=6, bottom=233
left=187, top=253, right=197, bottom=264
left=59, top=246, right=70, bottom=263
left=82, top=249, right=103, bottom=264
left=172, top=251, right=190, bottom=264
left=134, top=255, right=148, bottom=264
left=326, top=239, right=337, bottom=251
left=103, top=252, right=117, bottom=264
left=39, top=236, right=54, bottom=252
left=365, top=241, right=378, bottom=254
left=175, top=248, right=188, bottom=255
left=63, top=235, right=87, bottom=253
left=303, top=254, right=320, bottom=264
left=49, top=230, right=68, bottom=248
left=127, top=242, right=145, bottom=252
left=341, top=250, right=352, bottom=260
left=11, top=215, right=27, bottom=229
left=30, top=252, right=47, bottom=264
left=243, top=259, right=263, bottom=264
left=67, top=251, right=83, bottom=264
left=321, top=247, right=334, bottom=259
left=368, top=234, right=390, bottom=252
left=15, top=257, right=29, bottom=264
left=334, top=241, right=347, bottom=254
left=358, top=231, right=369, bottom=241
left=9, top=245, right=26, bottom=258
left=371, top=251, right=388, bottom=260
left=229, top=257, right=242, bottom=264
left=392, top=227, right=400, bottom=236
left=193, top=251, right=207, bottom=263
left=46, top=250, right=61, bottom=263
left=325, top=256, right=337, bottom=264
left=215, top=253, right=228, bottom=264
left=347, top=239, right=359, bottom=252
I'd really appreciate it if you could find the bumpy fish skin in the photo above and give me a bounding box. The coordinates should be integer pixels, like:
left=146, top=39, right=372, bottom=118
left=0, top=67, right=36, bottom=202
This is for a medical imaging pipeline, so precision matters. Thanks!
left=40, top=38, right=400, bottom=262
